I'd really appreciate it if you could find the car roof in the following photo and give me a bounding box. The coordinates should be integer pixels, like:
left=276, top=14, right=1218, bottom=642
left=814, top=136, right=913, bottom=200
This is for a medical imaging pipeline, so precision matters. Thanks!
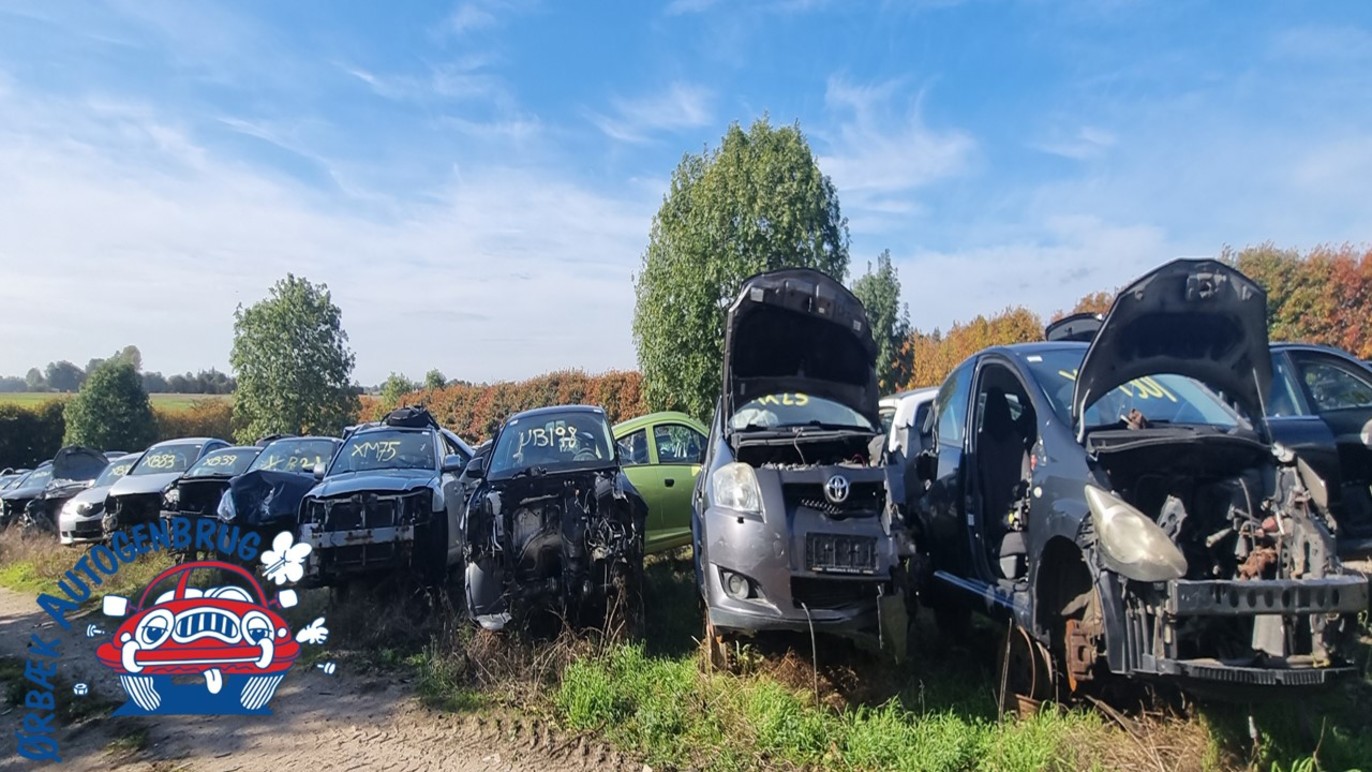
left=879, top=387, right=937, bottom=406
left=613, top=411, right=706, bottom=435
left=151, top=437, right=225, bottom=446
left=508, top=404, right=606, bottom=421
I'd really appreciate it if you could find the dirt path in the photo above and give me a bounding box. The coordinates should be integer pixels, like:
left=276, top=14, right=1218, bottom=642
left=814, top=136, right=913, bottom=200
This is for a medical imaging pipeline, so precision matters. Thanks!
left=0, top=588, right=639, bottom=771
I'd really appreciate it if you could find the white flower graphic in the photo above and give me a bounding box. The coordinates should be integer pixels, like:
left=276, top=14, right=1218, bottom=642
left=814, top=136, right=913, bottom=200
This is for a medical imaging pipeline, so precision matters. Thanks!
left=295, top=617, right=329, bottom=645
left=261, top=531, right=312, bottom=586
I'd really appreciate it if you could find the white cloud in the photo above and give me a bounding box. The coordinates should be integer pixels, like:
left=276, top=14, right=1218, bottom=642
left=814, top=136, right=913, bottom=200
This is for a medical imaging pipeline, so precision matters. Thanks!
left=1031, top=126, right=1117, bottom=160
left=816, top=76, right=976, bottom=232
left=586, top=82, right=715, bottom=143
left=0, top=83, right=653, bottom=384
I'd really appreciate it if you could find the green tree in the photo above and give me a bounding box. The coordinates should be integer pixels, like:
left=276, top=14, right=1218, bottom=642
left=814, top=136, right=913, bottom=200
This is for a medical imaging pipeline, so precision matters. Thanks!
left=851, top=249, right=912, bottom=394
left=44, top=360, right=85, bottom=393
left=230, top=275, right=359, bottom=442
left=379, top=372, right=419, bottom=411
left=423, top=369, right=446, bottom=390
left=25, top=367, right=46, bottom=391
left=63, top=360, right=157, bottom=451
left=632, top=117, right=849, bottom=418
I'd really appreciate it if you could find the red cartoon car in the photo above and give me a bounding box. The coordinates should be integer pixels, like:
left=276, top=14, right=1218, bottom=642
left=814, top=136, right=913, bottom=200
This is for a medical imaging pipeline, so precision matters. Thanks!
left=96, top=561, right=300, bottom=713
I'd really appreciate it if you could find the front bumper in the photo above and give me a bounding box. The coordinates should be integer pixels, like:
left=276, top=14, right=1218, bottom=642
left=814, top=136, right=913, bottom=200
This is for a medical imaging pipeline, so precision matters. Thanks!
left=58, top=510, right=105, bottom=545
left=701, top=501, right=905, bottom=638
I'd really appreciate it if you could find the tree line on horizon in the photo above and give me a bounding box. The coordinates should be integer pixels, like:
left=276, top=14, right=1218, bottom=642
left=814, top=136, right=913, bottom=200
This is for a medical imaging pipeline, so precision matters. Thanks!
left=0, top=345, right=237, bottom=395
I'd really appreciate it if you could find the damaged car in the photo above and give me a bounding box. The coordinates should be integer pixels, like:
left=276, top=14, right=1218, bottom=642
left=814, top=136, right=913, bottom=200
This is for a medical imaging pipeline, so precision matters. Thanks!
left=298, top=408, right=471, bottom=588
left=0, top=463, right=53, bottom=530
left=161, top=445, right=263, bottom=560
left=21, top=446, right=116, bottom=534
left=462, top=405, right=647, bottom=632
left=911, top=259, right=1368, bottom=701
left=59, top=453, right=140, bottom=545
left=215, top=435, right=343, bottom=563
left=693, top=268, right=917, bottom=664
left=103, top=438, right=230, bottom=537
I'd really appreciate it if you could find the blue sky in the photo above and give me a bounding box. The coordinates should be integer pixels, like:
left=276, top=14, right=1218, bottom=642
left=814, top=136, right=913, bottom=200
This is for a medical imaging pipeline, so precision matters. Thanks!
left=0, top=1, right=1369, bottom=385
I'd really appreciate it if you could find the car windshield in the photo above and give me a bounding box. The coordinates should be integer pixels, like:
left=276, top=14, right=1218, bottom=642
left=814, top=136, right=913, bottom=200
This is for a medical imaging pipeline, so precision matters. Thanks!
left=129, top=443, right=205, bottom=476
left=729, top=393, right=876, bottom=432
left=94, top=458, right=137, bottom=486
left=1024, top=349, right=1243, bottom=430
left=250, top=438, right=339, bottom=474
left=185, top=448, right=260, bottom=478
left=489, top=411, right=616, bottom=477
left=17, top=466, right=53, bottom=488
left=331, top=429, right=435, bottom=474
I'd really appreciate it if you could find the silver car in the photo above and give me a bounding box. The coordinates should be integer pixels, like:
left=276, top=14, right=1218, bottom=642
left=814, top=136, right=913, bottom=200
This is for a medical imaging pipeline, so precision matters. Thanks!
left=59, top=453, right=140, bottom=545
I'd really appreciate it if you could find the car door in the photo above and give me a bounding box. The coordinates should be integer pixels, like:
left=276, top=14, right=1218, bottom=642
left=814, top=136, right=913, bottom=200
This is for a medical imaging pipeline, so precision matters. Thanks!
left=615, top=427, right=666, bottom=549
left=1286, top=349, right=1372, bottom=539
left=918, top=360, right=975, bottom=576
left=643, top=421, right=706, bottom=552
left=439, top=432, right=472, bottom=565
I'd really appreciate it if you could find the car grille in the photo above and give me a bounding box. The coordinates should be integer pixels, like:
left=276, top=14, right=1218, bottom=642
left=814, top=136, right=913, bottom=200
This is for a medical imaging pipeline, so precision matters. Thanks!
left=309, top=492, right=424, bottom=532
left=109, top=493, right=163, bottom=527
left=804, top=533, right=878, bottom=575
left=174, top=610, right=241, bottom=641
left=175, top=480, right=230, bottom=517
left=791, top=577, right=881, bottom=609
left=784, top=482, right=885, bottom=518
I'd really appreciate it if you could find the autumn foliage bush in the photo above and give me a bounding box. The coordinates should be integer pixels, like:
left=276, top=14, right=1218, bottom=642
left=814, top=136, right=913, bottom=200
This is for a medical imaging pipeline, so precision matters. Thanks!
left=360, top=369, right=650, bottom=443
left=154, top=399, right=235, bottom=443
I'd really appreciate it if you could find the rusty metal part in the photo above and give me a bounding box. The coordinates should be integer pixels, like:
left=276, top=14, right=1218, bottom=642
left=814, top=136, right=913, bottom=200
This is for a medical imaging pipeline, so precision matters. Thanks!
left=1064, top=617, right=1099, bottom=692
left=999, top=623, right=1053, bottom=715
left=1239, top=546, right=1279, bottom=579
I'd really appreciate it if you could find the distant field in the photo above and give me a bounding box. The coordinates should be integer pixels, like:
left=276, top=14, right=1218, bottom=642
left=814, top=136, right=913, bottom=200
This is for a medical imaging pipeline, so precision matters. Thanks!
left=0, top=392, right=230, bottom=412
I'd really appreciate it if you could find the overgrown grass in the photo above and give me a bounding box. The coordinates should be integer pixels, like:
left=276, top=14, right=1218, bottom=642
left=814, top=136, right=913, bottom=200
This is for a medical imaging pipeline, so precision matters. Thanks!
left=0, top=529, right=174, bottom=602
left=0, top=654, right=120, bottom=725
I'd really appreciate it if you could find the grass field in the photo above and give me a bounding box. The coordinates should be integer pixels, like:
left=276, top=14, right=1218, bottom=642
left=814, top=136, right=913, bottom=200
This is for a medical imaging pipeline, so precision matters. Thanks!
left=3, top=533, right=1365, bottom=771
left=0, top=392, right=230, bottom=412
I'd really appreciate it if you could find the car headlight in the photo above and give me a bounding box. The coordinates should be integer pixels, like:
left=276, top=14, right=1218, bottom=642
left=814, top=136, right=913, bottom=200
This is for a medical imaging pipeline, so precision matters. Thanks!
left=216, top=490, right=236, bottom=523
left=162, top=485, right=180, bottom=509
left=1084, top=485, right=1187, bottom=582
left=711, top=462, right=762, bottom=513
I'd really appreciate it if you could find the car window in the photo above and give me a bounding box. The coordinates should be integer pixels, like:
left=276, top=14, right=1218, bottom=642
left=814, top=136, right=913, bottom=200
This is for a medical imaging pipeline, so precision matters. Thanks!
left=617, top=429, right=649, bottom=466
left=935, top=363, right=974, bottom=447
left=331, top=429, right=436, bottom=473
left=1294, top=355, right=1372, bottom=412
left=1267, top=354, right=1306, bottom=417
left=185, top=448, right=260, bottom=477
left=129, top=443, right=205, bottom=476
left=250, top=438, right=339, bottom=474
left=654, top=424, right=705, bottom=464
left=489, top=411, right=617, bottom=477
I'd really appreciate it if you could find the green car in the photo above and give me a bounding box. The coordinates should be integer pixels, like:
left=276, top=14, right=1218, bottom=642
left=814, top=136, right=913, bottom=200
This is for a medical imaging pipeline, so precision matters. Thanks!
left=613, top=411, right=708, bottom=553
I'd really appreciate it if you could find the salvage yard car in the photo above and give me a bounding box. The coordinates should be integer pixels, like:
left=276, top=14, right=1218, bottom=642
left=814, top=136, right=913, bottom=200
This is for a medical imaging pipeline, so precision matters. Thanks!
left=0, top=462, right=53, bottom=530
left=693, top=268, right=917, bottom=664
left=16, top=446, right=109, bottom=533
left=613, top=411, right=708, bottom=553
left=161, top=445, right=263, bottom=560
left=298, top=407, right=471, bottom=588
left=104, top=438, right=230, bottom=537
left=911, top=259, right=1368, bottom=701
left=1267, top=342, right=1372, bottom=553
left=216, top=435, right=343, bottom=563
left=60, top=453, right=140, bottom=545
left=462, top=405, right=647, bottom=632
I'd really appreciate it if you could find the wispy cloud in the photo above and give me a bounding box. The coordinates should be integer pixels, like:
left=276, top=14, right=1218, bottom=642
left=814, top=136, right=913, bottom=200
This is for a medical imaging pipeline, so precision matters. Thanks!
left=1031, top=126, right=1117, bottom=160
left=816, top=76, right=976, bottom=232
left=586, top=82, right=714, bottom=143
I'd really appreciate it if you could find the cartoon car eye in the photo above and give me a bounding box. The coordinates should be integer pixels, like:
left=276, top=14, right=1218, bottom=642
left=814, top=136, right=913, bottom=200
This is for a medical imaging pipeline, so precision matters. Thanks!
left=206, top=586, right=253, bottom=603
left=136, top=609, right=174, bottom=648
left=242, top=611, right=273, bottom=644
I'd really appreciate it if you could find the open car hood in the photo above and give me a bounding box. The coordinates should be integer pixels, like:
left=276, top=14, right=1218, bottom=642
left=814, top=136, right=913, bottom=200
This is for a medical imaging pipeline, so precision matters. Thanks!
left=51, top=446, right=109, bottom=483
left=722, top=268, right=879, bottom=429
left=1073, top=259, right=1271, bottom=430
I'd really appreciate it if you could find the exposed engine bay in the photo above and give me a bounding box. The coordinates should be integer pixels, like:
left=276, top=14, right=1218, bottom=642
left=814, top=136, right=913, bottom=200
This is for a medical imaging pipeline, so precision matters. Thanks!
left=733, top=430, right=883, bottom=469
left=463, top=468, right=645, bottom=630
left=1087, top=430, right=1355, bottom=667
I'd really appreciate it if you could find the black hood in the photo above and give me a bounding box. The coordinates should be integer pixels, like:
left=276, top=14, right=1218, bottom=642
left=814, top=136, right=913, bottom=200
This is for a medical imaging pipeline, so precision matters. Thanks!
left=221, top=469, right=320, bottom=528
left=51, top=446, right=109, bottom=483
left=1073, top=259, right=1270, bottom=430
left=722, top=268, right=879, bottom=429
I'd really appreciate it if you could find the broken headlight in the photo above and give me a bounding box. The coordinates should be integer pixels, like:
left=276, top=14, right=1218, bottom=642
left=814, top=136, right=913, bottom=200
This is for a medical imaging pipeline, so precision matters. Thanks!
left=712, top=462, right=762, bottom=514
left=1084, top=485, right=1187, bottom=582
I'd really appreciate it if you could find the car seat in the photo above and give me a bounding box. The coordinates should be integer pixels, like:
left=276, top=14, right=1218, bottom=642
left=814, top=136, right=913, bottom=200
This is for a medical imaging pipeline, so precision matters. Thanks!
left=977, top=387, right=1031, bottom=578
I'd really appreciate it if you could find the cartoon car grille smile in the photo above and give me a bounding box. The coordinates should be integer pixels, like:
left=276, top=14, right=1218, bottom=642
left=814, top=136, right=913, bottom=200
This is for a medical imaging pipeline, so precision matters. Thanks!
left=174, top=610, right=241, bottom=642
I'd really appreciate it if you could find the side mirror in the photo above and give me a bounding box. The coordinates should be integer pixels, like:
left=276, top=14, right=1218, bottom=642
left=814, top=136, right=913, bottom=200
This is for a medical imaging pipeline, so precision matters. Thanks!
left=441, top=454, right=466, bottom=474
left=464, top=457, right=486, bottom=479
left=312, top=462, right=327, bottom=480
left=103, top=595, right=129, bottom=617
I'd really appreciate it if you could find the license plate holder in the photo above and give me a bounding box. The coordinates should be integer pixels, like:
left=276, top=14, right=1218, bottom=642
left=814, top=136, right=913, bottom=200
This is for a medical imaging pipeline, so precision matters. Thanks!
left=806, top=533, right=877, bottom=575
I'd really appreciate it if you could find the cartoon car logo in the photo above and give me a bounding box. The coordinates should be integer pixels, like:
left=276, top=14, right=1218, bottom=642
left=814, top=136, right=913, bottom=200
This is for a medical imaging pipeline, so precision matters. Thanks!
left=95, top=560, right=300, bottom=714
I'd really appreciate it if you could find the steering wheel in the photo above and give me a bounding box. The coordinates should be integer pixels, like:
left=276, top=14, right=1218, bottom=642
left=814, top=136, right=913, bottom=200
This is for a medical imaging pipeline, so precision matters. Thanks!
left=573, top=448, right=598, bottom=462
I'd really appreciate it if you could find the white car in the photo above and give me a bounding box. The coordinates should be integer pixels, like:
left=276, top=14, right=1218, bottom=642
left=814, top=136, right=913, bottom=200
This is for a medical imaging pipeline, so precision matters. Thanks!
left=879, top=387, right=938, bottom=458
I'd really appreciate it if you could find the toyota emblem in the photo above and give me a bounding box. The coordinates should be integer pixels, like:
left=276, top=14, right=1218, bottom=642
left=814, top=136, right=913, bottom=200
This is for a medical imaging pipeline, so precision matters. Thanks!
left=823, top=474, right=850, bottom=504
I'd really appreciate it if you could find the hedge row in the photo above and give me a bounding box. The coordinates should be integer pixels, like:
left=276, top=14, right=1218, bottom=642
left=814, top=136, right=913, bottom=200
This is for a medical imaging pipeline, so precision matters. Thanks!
left=360, top=369, right=651, bottom=443
left=0, top=399, right=236, bottom=469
